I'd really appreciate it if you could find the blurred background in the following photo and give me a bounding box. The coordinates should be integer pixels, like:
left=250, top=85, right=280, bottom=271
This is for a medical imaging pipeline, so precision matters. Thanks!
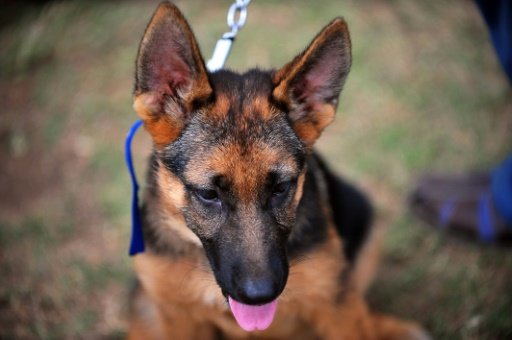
left=0, top=0, right=511, bottom=338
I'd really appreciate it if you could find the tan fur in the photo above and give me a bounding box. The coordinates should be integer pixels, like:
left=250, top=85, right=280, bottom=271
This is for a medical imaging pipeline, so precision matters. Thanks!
left=291, top=171, right=306, bottom=209
left=351, top=219, right=385, bottom=294
left=155, top=160, right=186, bottom=211
left=291, top=104, right=336, bottom=146
left=209, top=93, right=231, bottom=120
left=247, top=96, right=277, bottom=121
left=133, top=93, right=184, bottom=147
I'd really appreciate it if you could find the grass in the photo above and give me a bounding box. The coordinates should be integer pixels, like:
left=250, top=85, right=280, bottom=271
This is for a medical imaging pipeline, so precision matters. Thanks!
left=0, top=0, right=511, bottom=338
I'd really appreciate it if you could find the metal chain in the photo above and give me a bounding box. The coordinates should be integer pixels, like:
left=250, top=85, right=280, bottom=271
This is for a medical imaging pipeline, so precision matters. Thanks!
left=225, top=0, right=251, bottom=38
left=207, top=0, right=252, bottom=72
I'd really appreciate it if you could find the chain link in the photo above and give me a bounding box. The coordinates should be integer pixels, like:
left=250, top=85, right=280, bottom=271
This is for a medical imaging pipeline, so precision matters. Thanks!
left=225, top=0, right=251, bottom=38
left=207, top=0, right=252, bottom=71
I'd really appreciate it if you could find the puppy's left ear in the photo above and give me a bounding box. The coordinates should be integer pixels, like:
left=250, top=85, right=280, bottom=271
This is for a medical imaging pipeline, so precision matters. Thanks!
left=273, top=18, right=351, bottom=147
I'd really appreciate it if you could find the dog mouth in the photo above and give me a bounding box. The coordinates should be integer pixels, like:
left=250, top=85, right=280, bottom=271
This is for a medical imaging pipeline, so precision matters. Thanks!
left=228, top=296, right=278, bottom=332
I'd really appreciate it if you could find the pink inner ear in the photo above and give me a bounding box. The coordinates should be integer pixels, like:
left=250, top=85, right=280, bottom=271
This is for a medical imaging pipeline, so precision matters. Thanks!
left=293, top=60, right=335, bottom=104
left=307, top=61, right=334, bottom=90
left=147, top=45, right=191, bottom=97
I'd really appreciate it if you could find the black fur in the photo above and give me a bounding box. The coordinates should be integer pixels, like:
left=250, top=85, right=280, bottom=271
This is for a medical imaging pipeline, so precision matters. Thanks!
left=314, top=154, right=373, bottom=263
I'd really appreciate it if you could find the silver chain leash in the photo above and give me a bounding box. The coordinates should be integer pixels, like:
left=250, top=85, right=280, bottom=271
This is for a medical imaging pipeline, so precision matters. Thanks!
left=207, top=0, right=252, bottom=72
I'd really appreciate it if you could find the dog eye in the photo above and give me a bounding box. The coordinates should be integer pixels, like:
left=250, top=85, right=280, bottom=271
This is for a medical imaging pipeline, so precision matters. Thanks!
left=272, top=181, right=292, bottom=196
left=195, top=189, right=220, bottom=203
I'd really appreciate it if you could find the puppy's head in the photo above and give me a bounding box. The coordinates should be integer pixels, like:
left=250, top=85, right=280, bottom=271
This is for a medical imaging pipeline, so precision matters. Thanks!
left=134, top=1, right=351, bottom=332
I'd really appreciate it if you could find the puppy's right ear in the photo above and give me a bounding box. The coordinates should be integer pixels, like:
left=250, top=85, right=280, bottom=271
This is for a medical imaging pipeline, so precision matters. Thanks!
left=134, top=1, right=212, bottom=146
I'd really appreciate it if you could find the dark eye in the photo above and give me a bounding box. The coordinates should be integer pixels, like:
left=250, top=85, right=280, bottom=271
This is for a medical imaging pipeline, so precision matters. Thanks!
left=195, top=189, right=220, bottom=204
left=272, top=181, right=292, bottom=197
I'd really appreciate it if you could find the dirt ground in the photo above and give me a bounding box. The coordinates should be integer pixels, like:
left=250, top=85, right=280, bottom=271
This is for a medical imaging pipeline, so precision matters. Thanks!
left=0, top=0, right=511, bottom=339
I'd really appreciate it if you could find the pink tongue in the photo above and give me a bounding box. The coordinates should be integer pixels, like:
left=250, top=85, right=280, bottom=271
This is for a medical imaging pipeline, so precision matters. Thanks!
left=228, top=296, right=277, bottom=332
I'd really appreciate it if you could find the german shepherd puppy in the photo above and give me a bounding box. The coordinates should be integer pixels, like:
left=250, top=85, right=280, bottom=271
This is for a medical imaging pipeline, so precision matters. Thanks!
left=129, top=2, right=428, bottom=339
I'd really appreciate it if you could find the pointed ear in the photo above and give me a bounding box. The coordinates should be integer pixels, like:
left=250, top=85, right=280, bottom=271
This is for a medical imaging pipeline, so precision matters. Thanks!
left=133, top=1, right=212, bottom=146
left=272, top=18, right=351, bottom=147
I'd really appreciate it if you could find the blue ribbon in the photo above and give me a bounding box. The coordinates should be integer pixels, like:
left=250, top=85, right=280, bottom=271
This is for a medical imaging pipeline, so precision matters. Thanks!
left=125, top=119, right=145, bottom=255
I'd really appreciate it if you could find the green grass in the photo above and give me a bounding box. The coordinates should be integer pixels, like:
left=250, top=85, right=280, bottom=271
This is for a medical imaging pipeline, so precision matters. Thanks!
left=0, top=0, right=511, bottom=338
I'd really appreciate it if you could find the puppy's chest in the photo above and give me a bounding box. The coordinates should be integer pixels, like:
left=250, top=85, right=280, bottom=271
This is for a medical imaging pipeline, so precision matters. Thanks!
left=134, top=252, right=227, bottom=310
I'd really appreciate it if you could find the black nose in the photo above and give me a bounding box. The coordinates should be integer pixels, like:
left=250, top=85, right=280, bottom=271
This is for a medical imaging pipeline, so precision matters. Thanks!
left=236, top=277, right=280, bottom=305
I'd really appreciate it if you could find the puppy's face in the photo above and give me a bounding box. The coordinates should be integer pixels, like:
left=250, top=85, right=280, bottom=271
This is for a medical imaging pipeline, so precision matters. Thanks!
left=159, top=72, right=305, bottom=307
left=133, top=1, right=351, bottom=332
